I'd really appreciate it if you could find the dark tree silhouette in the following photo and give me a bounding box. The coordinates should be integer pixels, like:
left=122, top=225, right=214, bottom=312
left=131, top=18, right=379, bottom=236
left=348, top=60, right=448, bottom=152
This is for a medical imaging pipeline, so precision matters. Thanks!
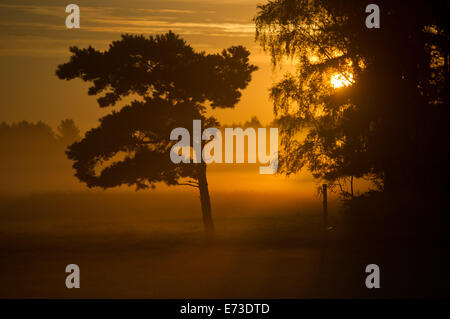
left=56, top=32, right=257, bottom=236
left=57, top=119, right=81, bottom=145
left=255, top=0, right=449, bottom=197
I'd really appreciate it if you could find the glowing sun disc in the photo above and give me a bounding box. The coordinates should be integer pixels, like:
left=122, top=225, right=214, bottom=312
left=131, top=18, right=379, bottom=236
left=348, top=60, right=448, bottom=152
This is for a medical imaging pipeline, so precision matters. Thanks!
left=331, top=73, right=353, bottom=88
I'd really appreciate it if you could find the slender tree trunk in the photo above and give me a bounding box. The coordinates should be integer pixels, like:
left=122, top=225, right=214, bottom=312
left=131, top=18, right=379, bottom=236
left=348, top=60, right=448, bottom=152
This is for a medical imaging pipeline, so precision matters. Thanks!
left=197, top=164, right=214, bottom=238
left=350, top=175, right=354, bottom=199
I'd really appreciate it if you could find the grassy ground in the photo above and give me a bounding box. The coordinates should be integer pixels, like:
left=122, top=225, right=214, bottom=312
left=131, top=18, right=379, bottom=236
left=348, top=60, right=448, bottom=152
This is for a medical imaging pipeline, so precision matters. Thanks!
left=0, top=191, right=447, bottom=298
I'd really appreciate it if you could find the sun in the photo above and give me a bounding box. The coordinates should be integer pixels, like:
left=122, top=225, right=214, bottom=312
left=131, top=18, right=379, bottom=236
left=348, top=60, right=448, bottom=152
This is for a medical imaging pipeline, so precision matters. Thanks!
left=330, top=73, right=354, bottom=88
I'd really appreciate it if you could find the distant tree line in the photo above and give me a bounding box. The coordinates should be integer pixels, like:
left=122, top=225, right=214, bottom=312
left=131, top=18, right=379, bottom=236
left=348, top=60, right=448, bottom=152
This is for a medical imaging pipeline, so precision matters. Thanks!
left=225, top=116, right=280, bottom=129
left=0, top=119, right=80, bottom=152
left=0, top=119, right=81, bottom=192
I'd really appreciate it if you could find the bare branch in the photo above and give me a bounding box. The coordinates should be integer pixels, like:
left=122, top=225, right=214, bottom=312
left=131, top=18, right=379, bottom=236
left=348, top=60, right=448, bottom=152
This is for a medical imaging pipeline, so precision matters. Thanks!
left=176, top=182, right=199, bottom=188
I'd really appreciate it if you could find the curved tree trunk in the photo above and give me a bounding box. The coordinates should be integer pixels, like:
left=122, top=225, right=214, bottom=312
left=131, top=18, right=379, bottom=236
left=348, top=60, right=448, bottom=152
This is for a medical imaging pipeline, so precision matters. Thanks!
left=197, top=164, right=214, bottom=238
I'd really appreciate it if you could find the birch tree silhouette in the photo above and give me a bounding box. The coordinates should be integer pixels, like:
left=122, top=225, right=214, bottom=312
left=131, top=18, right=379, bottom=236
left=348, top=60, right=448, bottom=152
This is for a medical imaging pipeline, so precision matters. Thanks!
left=255, top=0, right=449, bottom=197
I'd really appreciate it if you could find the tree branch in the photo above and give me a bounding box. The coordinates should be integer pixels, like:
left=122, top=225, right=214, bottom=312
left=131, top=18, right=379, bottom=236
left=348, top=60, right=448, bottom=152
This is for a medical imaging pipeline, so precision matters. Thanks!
left=176, top=182, right=199, bottom=188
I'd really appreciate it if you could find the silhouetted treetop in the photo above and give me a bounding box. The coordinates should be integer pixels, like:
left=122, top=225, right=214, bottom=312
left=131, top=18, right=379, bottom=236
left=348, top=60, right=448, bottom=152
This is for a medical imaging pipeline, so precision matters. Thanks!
left=56, top=31, right=257, bottom=108
left=255, top=0, right=449, bottom=196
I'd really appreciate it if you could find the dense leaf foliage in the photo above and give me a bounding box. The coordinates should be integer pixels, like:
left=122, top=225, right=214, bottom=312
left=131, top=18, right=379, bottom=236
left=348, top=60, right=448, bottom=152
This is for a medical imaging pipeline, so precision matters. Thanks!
left=255, top=0, right=449, bottom=196
left=57, top=32, right=257, bottom=190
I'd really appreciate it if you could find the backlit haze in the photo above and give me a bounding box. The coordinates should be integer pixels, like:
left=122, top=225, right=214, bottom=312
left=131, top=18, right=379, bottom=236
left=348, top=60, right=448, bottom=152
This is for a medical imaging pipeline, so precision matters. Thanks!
left=0, top=0, right=346, bottom=198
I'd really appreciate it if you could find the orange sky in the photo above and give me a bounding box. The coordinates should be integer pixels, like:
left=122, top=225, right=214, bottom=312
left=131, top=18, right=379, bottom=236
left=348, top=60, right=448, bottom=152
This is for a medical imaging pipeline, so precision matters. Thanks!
left=0, top=1, right=365, bottom=198
left=0, top=0, right=293, bottom=132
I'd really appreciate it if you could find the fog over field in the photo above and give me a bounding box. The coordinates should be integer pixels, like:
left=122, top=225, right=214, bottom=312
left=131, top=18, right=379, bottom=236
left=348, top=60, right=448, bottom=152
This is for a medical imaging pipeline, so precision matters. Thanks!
left=0, top=123, right=344, bottom=298
left=0, top=0, right=448, bottom=300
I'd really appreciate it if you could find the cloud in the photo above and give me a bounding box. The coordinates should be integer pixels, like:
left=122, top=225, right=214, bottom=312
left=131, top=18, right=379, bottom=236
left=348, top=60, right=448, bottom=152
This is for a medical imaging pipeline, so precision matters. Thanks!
left=0, top=2, right=258, bottom=56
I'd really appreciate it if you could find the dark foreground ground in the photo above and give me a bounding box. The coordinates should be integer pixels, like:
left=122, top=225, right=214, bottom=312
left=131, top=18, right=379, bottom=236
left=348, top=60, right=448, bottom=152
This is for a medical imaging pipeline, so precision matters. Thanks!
left=0, top=191, right=447, bottom=298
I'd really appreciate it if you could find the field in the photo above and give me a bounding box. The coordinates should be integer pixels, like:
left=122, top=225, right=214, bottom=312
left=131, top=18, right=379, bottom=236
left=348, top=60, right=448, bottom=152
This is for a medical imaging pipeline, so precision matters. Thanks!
left=0, top=190, right=447, bottom=298
left=0, top=190, right=335, bottom=298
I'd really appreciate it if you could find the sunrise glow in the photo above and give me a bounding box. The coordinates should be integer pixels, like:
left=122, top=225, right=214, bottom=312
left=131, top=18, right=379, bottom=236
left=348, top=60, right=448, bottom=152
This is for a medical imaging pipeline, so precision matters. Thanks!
left=330, top=73, right=354, bottom=88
